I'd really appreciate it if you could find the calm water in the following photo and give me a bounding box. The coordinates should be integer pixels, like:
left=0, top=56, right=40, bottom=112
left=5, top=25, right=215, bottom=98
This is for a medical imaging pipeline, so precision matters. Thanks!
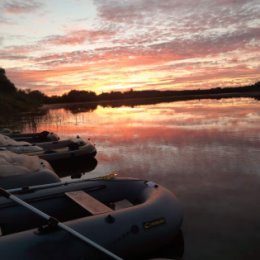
left=3, top=98, right=260, bottom=260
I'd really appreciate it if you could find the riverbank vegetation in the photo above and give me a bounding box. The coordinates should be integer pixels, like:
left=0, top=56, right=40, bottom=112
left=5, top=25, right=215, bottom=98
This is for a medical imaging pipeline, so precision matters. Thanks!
left=0, top=68, right=47, bottom=115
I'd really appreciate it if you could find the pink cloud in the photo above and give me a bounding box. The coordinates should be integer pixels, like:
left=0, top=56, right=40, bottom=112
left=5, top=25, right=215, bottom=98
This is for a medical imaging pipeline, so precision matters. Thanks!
left=1, top=44, right=41, bottom=55
left=0, top=53, right=27, bottom=60
left=4, top=0, right=42, bottom=14
left=45, top=29, right=116, bottom=46
left=147, top=27, right=260, bottom=60
left=142, top=65, right=260, bottom=88
left=0, top=44, right=42, bottom=62
left=95, top=0, right=259, bottom=23
left=32, top=45, right=182, bottom=69
left=95, top=0, right=259, bottom=49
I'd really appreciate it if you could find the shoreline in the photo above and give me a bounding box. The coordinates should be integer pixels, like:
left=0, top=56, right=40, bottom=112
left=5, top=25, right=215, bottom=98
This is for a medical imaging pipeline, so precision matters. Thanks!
left=42, top=91, right=260, bottom=109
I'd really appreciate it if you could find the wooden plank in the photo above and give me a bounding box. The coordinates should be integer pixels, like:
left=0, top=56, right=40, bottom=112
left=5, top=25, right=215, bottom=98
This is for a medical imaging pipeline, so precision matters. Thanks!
left=65, top=191, right=112, bottom=215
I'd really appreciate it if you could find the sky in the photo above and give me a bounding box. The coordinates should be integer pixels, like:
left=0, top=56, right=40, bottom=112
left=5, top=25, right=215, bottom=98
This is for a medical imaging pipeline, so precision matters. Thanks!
left=0, top=0, right=259, bottom=96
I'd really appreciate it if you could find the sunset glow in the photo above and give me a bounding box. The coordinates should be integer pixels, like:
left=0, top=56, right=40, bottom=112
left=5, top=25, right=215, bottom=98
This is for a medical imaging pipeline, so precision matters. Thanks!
left=0, top=0, right=259, bottom=96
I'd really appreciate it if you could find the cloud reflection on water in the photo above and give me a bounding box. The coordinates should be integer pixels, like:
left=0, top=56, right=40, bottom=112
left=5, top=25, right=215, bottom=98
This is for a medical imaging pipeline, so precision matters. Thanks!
left=19, top=98, right=260, bottom=259
left=27, top=98, right=260, bottom=179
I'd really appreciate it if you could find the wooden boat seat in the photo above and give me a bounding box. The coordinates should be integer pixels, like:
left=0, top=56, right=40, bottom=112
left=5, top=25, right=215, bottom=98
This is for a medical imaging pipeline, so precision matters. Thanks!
left=65, top=191, right=113, bottom=215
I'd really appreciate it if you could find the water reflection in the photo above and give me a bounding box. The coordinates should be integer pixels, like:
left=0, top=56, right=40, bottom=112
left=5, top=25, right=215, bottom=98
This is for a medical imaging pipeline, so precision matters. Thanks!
left=1, top=98, right=260, bottom=259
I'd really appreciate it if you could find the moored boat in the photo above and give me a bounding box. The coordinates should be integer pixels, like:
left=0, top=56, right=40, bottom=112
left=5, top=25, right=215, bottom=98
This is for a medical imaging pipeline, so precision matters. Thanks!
left=0, top=177, right=183, bottom=259
left=0, top=128, right=20, bottom=135
left=38, top=137, right=97, bottom=163
left=0, top=151, right=60, bottom=189
left=0, top=134, right=97, bottom=166
left=1, top=129, right=59, bottom=143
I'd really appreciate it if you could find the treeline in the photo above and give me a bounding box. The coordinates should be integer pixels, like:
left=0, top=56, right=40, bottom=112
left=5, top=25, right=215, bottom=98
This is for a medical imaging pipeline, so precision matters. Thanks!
left=46, top=81, right=260, bottom=104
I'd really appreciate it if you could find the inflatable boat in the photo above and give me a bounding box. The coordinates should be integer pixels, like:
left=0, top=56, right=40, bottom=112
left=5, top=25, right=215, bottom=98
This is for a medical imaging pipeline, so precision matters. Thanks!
left=0, top=128, right=20, bottom=135
left=0, top=177, right=183, bottom=260
left=0, top=151, right=60, bottom=189
left=0, top=134, right=97, bottom=165
left=0, top=129, right=59, bottom=143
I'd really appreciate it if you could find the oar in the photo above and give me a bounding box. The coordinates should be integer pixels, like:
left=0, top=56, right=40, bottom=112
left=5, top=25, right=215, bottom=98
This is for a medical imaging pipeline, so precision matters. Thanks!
left=0, top=187, right=123, bottom=260
left=8, top=172, right=118, bottom=193
left=8, top=179, right=90, bottom=193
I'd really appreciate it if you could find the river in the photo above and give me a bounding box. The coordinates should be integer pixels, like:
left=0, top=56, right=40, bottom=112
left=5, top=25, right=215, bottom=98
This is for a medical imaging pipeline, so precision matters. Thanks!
left=2, top=97, right=260, bottom=260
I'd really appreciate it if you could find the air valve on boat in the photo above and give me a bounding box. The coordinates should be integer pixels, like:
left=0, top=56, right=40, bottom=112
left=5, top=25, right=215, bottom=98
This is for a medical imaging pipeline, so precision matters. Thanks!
left=145, top=181, right=159, bottom=188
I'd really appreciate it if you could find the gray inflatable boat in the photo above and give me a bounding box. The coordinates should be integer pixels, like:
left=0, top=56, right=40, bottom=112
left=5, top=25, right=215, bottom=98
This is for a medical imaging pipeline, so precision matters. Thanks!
left=0, top=177, right=183, bottom=259
left=0, top=134, right=97, bottom=164
left=0, top=151, right=60, bottom=189
left=0, top=129, right=59, bottom=143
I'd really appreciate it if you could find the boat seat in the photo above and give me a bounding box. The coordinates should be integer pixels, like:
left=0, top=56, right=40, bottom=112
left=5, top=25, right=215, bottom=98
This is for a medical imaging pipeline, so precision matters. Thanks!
left=65, top=191, right=113, bottom=215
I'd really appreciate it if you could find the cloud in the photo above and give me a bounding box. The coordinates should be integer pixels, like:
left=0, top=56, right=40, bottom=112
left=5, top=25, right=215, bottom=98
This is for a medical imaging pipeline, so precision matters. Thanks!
left=148, top=27, right=260, bottom=60
left=142, top=65, right=260, bottom=87
left=94, top=0, right=260, bottom=24
left=0, top=44, right=42, bottom=63
left=0, top=53, right=28, bottom=60
left=6, top=66, right=95, bottom=94
left=45, top=29, right=116, bottom=46
left=1, top=0, right=259, bottom=95
left=94, top=0, right=260, bottom=49
left=1, top=44, right=41, bottom=55
left=4, top=0, right=42, bottom=14
left=0, top=17, right=10, bottom=25
left=32, top=50, right=95, bottom=67
left=3, top=0, right=42, bottom=14
left=31, top=48, right=175, bottom=71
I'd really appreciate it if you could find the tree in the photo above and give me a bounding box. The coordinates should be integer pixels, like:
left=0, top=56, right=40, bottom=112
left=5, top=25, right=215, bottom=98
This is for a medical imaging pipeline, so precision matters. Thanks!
left=25, top=89, right=48, bottom=103
left=0, top=67, right=17, bottom=94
